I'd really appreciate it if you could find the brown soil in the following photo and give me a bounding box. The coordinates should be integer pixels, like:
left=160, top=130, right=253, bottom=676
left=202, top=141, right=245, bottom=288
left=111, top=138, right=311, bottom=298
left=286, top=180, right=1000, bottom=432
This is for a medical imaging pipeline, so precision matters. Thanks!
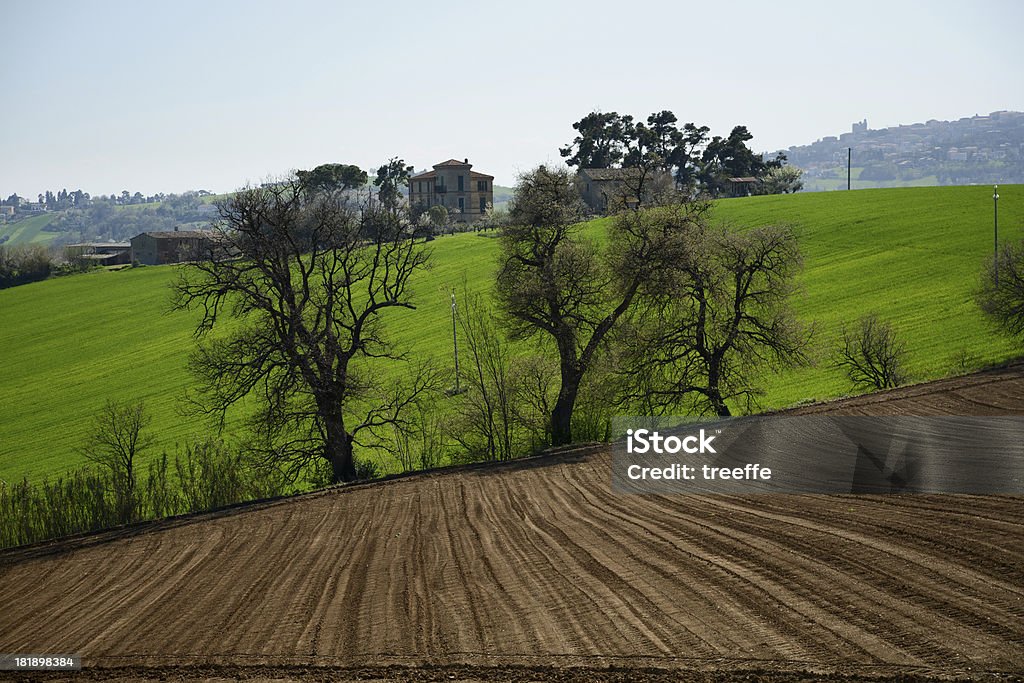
left=2, top=364, right=1024, bottom=682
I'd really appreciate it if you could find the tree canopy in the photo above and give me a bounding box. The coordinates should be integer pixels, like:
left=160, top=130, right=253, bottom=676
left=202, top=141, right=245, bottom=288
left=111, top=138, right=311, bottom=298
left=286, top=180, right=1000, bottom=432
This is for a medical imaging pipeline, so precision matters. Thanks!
left=560, top=110, right=797, bottom=197
left=296, top=163, right=368, bottom=194
left=374, top=157, right=414, bottom=212
left=559, top=112, right=635, bottom=169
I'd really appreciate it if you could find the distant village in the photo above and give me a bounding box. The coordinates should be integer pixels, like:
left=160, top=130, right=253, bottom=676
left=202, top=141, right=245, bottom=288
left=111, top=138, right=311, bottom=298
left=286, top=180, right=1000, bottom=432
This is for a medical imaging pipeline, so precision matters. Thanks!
left=785, top=110, right=1024, bottom=189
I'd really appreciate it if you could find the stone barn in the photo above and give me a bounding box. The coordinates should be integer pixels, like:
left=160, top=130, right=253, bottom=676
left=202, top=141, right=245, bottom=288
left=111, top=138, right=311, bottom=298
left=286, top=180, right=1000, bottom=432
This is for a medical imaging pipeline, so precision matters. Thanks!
left=130, top=230, right=213, bottom=265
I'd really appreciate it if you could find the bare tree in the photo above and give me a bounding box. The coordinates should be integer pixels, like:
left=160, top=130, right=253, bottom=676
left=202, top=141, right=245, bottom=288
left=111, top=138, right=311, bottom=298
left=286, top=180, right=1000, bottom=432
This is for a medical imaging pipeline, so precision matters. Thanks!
left=834, top=314, right=908, bottom=391
left=80, top=399, right=153, bottom=521
left=618, top=224, right=811, bottom=417
left=450, top=290, right=521, bottom=461
left=509, top=354, right=558, bottom=451
left=387, top=400, right=450, bottom=472
left=173, top=178, right=436, bottom=483
left=495, top=166, right=699, bottom=445
left=978, top=240, right=1024, bottom=341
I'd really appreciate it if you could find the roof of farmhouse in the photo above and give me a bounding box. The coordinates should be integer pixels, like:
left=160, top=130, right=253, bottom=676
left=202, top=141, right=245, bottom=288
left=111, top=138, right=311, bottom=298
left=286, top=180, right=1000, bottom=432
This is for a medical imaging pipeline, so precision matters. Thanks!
left=133, top=231, right=214, bottom=239
left=579, top=168, right=641, bottom=181
left=411, top=158, right=495, bottom=180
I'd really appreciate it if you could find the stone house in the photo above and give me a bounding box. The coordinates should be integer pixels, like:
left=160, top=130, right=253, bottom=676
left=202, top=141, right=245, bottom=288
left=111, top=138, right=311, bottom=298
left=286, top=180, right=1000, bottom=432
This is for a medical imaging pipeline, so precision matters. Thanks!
left=577, top=168, right=632, bottom=213
left=577, top=167, right=672, bottom=213
left=408, top=159, right=494, bottom=223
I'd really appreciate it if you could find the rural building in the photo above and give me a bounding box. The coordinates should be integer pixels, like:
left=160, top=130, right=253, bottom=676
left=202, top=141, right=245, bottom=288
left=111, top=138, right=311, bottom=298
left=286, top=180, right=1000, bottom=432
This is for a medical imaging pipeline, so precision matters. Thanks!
left=577, top=167, right=673, bottom=213
left=578, top=168, right=634, bottom=213
left=130, top=230, right=213, bottom=265
left=727, top=176, right=760, bottom=197
left=65, top=242, right=132, bottom=266
left=408, top=159, right=494, bottom=223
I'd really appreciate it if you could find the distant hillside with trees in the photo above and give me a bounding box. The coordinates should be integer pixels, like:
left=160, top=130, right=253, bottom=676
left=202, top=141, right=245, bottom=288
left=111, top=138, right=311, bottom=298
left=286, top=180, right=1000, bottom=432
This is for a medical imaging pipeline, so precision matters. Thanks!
left=784, top=111, right=1024, bottom=191
left=0, top=176, right=514, bottom=248
left=0, top=189, right=218, bottom=247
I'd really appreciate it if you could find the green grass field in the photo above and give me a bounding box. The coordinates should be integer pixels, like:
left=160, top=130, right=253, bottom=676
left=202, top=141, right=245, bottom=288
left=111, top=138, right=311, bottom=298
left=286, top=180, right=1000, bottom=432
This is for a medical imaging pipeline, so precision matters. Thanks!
left=715, top=186, right=1020, bottom=405
left=1, top=185, right=1021, bottom=482
left=0, top=213, right=59, bottom=246
left=801, top=166, right=944, bottom=192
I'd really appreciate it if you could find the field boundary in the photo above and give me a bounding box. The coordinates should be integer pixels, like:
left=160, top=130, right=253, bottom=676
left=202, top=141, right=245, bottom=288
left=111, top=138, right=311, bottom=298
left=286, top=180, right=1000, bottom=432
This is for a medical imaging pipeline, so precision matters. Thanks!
left=4, top=360, right=1024, bottom=565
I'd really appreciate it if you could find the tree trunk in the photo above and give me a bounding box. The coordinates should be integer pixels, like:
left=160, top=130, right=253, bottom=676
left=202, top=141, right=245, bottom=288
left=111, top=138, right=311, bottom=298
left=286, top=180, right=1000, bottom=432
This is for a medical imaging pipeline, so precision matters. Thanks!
left=324, top=412, right=356, bottom=483
left=707, top=361, right=732, bottom=417
left=709, top=390, right=732, bottom=417
left=550, top=369, right=582, bottom=447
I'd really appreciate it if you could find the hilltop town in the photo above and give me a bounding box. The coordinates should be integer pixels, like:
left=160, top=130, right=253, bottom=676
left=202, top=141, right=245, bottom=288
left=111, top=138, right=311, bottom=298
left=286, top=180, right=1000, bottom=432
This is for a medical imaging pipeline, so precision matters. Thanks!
left=785, top=110, right=1024, bottom=190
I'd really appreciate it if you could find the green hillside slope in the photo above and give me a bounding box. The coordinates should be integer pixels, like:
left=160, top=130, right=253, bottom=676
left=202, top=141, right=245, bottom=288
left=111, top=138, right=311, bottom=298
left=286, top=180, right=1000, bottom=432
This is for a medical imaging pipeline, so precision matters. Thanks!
left=0, top=213, right=59, bottom=246
left=715, top=186, right=1020, bottom=406
left=1, top=186, right=1020, bottom=482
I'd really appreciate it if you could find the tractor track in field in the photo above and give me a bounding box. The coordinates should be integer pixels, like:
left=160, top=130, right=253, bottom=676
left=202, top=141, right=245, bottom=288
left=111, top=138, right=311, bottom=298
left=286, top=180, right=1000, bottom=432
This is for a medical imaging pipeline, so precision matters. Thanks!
left=2, top=363, right=1023, bottom=682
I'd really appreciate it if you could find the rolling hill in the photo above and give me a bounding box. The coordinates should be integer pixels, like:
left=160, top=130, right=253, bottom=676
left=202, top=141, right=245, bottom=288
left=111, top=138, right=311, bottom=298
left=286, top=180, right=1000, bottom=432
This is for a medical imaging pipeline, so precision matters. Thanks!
left=0, top=212, right=59, bottom=245
left=0, top=185, right=1021, bottom=482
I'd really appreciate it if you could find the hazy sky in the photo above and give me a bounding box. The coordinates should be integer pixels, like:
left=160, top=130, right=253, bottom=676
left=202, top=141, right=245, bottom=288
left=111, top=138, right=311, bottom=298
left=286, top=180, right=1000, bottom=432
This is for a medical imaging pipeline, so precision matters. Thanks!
left=3, top=0, right=1022, bottom=196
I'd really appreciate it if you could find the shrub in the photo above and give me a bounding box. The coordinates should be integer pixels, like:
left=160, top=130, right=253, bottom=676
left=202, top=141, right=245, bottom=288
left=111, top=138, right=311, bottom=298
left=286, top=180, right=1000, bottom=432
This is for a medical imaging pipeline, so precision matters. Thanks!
left=977, top=240, right=1024, bottom=342
left=834, top=315, right=908, bottom=391
left=0, top=244, right=52, bottom=288
left=0, top=441, right=290, bottom=550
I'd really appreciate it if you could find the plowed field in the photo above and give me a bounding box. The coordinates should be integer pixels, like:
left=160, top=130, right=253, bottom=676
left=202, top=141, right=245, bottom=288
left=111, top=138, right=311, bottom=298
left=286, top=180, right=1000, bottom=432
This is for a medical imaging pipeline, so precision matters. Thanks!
left=2, top=364, right=1024, bottom=682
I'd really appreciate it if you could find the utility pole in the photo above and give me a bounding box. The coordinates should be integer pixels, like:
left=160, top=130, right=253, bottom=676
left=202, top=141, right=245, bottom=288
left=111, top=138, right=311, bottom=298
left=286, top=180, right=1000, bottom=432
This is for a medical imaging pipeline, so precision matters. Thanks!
left=994, top=185, right=1000, bottom=285
left=847, top=148, right=852, bottom=191
left=451, top=289, right=460, bottom=394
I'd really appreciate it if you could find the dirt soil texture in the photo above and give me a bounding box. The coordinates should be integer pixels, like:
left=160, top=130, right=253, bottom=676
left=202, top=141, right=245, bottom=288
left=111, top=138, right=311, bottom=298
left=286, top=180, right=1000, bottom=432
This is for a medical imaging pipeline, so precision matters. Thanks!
left=2, top=363, right=1024, bottom=682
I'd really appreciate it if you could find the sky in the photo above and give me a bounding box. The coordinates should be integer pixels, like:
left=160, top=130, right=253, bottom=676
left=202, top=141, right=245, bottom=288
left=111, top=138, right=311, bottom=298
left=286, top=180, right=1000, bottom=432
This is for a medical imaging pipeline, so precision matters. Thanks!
left=2, top=0, right=1022, bottom=197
